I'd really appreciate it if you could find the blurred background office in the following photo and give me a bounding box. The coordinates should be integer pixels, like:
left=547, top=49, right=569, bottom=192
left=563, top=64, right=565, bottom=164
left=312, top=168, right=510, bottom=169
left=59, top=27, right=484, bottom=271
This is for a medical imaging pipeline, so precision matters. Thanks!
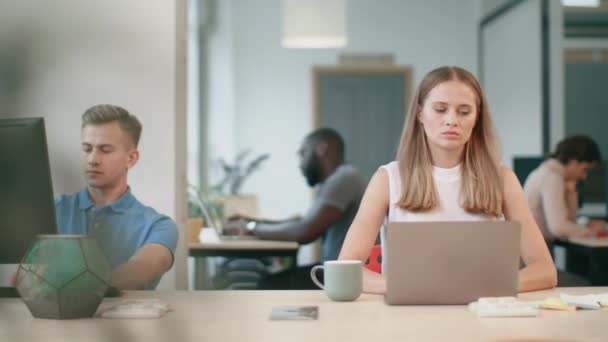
left=1, top=0, right=607, bottom=290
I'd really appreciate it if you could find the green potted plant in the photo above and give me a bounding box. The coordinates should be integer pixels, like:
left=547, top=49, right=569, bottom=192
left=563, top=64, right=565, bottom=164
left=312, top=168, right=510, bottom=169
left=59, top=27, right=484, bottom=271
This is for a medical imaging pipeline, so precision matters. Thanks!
left=186, top=150, right=269, bottom=242
left=212, top=150, right=270, bottom=194
left=211, top=150, right=270, bottom=219
left=187, top=185, right=222, bottom=243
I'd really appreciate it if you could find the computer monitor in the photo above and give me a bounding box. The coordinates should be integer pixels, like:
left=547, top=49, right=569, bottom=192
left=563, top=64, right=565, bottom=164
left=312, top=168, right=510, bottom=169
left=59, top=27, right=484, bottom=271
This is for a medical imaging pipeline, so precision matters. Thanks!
left=579, top=160, right=608, bottom=217
left=580, top=161, right=606, bottom=203
left=0, top=117, right=57, bottom=264
left=512, top=156, right=544, bottom=186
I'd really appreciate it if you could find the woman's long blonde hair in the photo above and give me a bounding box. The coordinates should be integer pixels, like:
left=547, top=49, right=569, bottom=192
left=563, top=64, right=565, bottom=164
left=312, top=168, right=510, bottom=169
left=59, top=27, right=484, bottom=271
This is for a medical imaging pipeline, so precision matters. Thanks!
left=396, top=66, right=503, bottom=217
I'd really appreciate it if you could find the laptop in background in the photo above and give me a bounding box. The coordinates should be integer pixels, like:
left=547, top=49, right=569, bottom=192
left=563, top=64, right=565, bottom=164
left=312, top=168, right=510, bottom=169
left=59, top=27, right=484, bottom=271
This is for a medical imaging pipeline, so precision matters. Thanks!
left=384, top=221, right=520, bottom=305
left=191, top=193, right=258, bottom=241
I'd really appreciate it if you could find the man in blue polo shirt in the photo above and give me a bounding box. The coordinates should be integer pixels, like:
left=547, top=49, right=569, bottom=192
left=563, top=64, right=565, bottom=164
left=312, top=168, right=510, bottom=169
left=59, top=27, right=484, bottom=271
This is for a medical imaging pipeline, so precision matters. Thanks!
left=54, top=104, right=177, bottom=290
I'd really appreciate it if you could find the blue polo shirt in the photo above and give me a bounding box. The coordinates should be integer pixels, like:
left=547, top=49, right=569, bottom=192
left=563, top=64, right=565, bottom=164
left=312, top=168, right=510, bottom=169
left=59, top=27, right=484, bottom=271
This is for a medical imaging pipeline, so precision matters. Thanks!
left=55, top=187, right=178, bottom=289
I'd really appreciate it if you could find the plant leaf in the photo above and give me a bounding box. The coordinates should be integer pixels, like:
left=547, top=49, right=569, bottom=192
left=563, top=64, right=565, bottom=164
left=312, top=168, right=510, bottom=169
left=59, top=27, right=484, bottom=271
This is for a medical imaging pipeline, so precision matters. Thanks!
left=235, top=150, right=250, bottom=164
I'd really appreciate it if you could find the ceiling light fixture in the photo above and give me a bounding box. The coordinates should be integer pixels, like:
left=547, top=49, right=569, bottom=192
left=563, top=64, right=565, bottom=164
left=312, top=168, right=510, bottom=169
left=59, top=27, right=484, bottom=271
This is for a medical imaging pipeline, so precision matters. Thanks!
left=282, top=0, right=347, bottom=49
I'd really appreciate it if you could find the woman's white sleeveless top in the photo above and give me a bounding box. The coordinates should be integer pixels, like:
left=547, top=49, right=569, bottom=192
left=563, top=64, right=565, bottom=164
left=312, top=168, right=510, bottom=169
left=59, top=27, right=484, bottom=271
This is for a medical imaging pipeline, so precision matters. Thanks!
left=379, top=161, right=498, bottom=270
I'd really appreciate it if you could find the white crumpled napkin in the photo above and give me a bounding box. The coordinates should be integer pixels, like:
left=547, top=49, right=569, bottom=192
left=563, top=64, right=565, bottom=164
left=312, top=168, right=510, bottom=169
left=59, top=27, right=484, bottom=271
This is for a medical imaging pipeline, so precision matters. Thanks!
left=98, top=299, right=171, bottom=319
left=468, top=297, right=539, bottom=317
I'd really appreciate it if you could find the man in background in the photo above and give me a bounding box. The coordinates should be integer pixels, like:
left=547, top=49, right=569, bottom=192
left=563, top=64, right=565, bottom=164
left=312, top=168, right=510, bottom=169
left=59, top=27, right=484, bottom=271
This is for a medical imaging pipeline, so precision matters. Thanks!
left=224, top=127, right=365, bottom=288
left=525, top=135, right=606, bottom=246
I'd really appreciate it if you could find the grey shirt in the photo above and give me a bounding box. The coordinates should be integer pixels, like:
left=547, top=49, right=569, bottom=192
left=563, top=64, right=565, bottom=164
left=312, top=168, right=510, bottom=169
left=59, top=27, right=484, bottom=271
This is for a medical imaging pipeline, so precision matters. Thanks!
left=308, top=164, right=365, bottom=262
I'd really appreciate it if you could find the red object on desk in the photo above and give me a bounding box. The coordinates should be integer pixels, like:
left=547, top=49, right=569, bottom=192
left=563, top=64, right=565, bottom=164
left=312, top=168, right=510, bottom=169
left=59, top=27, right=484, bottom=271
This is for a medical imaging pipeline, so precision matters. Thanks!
left=596, top=231, right=608, bottom=238
left=365, top=244, right=382, bottom=273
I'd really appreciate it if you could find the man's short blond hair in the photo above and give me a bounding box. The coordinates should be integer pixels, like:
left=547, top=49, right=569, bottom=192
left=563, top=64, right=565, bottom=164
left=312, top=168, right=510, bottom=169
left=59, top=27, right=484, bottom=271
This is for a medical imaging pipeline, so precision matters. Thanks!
left=81, top=104, right=142, bottom=147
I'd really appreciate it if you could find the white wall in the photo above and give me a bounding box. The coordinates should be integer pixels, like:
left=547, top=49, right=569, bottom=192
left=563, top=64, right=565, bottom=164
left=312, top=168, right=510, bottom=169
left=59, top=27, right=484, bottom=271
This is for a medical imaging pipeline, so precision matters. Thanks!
left=207, top=0, right=479, bottom=221
left=207, top=0, right=237, bottom=173
left=479, top=0, right=564, bottom=166
left=188, top=0, right=202, bottom=189
left=480, top=0, right=517, bottom=16
left=0, top=0, right=187, bottom=289
left=548, top=0, right=565, bottom=148
left=482, top=0, right=544, bottom=166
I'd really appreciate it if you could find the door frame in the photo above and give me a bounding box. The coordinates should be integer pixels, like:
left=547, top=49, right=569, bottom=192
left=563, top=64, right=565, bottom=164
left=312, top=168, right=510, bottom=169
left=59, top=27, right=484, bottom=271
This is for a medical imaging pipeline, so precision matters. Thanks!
left=311, top=66, right=413, bottom=129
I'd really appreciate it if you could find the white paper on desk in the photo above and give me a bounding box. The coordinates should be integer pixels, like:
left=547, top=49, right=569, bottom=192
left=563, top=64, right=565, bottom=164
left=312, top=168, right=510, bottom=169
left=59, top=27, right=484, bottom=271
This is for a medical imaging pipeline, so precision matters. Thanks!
left=99, top=299, right=171, bottom=319
left=560, top=293, right=603, bottom=310
left=595, top=293, right=608, bottom=306
left=270, top=306, right=318, bottom=321
left=468, top=297, right=539, bottom=317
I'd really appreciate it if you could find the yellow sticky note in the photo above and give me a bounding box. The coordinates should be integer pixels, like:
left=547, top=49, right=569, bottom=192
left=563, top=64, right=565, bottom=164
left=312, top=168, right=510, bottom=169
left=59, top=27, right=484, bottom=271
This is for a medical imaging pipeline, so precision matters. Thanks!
left=540, top=297, right=577, bottom=311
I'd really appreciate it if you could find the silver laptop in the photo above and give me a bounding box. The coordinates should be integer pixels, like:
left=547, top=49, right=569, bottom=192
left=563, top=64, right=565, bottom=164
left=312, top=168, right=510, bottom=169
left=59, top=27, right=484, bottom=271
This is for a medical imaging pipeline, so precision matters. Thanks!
left=384, top=221, right=520, bottom=305
left=192, top=192, right=258, bottom=241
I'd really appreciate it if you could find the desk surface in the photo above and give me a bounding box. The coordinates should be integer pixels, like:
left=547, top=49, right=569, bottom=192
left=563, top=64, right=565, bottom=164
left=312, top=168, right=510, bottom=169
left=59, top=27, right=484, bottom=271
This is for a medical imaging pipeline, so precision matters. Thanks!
left=566, top=236, right=608, bottom=248
left=1, top=287, right=607, bottom=342
left=189, top=227, right=298, bottom=251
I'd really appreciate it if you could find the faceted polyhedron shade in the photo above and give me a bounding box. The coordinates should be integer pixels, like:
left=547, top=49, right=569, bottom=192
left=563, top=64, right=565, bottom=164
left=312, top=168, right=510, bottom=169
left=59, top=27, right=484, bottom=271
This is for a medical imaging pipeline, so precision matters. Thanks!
left=16, top=235, right=111, bottom=319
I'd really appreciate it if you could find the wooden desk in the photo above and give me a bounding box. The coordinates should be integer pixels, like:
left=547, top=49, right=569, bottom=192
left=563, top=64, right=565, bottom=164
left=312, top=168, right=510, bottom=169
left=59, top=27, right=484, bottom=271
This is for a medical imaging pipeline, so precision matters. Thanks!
left=189, top=228, right=299, bottom=258
left=567, top=237, right=608, bottom=248
left=555, top=237, right=608, bottom=285
left=1, top=287, right=607, bottom=342
left=189, top=228, right=299, bottom=289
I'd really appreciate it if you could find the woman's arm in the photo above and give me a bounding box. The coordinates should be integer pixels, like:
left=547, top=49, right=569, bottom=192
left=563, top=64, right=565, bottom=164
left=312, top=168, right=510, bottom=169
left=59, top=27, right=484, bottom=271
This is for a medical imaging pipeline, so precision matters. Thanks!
left=338, top=168, right=390, bottom=294
left=502, top=167, right=557, bottom=292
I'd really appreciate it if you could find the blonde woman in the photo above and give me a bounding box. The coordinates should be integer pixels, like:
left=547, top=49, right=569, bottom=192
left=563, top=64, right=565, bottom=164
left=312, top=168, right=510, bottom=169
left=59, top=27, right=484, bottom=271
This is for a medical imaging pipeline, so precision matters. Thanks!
left=338, top=66, right=557, bottom=294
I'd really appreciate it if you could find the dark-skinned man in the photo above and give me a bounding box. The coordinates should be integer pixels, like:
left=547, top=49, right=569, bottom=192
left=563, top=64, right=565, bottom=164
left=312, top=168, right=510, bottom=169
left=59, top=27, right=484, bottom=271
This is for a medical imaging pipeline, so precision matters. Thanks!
left=224, top=127, right=365, bottom=289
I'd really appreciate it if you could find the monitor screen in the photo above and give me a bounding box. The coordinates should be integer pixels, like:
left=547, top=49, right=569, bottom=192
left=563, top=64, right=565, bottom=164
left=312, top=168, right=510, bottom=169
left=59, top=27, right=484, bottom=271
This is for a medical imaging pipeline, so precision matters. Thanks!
left=512, top=156, right=544, bottom=186
left=0, top=118, right=57, bottom=263
left=580, top=160, right=607, bottom=205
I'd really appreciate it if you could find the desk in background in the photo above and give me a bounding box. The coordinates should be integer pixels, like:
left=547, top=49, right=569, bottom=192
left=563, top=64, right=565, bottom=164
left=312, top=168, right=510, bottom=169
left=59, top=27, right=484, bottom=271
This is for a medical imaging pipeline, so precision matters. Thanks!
left=555, top=237, right=608, bottom=285
left=578, top=202, right=607, bottom=219
left=1, top=287, right=608, bottom=342
left=189, top=228, right=299, bottom=289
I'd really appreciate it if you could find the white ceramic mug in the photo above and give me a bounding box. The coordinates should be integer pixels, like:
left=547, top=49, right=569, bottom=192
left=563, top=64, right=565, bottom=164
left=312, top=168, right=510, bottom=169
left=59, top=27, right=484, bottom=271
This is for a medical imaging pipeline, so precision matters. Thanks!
left=310, top=260, right=362, bottom=301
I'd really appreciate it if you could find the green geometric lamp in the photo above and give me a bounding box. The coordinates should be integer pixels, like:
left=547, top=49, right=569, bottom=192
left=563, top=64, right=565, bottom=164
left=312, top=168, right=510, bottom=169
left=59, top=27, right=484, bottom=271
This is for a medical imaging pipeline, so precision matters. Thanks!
left=15, top=235, right=111, bottom=319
